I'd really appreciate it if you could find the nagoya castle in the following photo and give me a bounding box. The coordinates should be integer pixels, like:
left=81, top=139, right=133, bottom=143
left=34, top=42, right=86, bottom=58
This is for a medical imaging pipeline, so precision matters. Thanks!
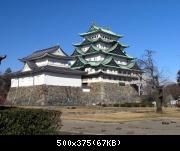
left=71, top=24, right=142, bottom=94
left=7, top=23, right=143, bottom=106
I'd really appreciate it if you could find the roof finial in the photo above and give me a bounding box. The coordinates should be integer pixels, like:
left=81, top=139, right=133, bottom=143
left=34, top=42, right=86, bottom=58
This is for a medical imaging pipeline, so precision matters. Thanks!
left=91, top=21, right=96, bottom=26
left=89, top=21, right=97, bottom=31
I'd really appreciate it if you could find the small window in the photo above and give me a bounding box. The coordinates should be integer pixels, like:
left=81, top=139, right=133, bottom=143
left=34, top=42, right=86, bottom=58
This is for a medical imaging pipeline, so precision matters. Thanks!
left=82, top=83, right=88, bottom=87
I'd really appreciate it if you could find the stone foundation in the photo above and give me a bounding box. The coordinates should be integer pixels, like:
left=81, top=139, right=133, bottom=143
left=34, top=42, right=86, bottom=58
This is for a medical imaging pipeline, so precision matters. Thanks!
left=7, top=85, right=82, bottom=106
left=7, top=83, right=141, bottom=106
left=81, top=83, right=141, bottom=105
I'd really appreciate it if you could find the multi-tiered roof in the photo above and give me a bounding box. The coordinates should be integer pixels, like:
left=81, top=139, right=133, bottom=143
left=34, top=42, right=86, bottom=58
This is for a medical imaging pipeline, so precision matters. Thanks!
left=71, top=24, right=141, bottom=72
left=11, top=45, right=85, bottom=77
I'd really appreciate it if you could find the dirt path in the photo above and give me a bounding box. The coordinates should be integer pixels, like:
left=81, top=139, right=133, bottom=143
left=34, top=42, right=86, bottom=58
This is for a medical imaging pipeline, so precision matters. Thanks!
left=60, top=118, right=180, bottom=135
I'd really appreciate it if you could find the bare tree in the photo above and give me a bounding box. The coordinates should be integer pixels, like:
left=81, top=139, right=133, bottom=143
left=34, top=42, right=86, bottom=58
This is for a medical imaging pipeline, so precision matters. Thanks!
left=138, top=50, right=168, bottom=113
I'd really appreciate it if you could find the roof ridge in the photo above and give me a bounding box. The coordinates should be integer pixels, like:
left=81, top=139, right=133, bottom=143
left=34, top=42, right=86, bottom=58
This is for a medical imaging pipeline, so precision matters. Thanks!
left=80, top=24, right=122, bottom=38
left=19, top=45, right=70, bottom=62
left=33, top=45, right=59, bottom=54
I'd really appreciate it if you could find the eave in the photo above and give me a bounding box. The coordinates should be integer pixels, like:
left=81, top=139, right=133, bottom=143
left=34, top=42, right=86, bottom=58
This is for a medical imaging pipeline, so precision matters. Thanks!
left=10, top=65, right=87, bottom=78
left=19, top=53, right=74, bottom=62
left=79, top=29, right=123, bottom=38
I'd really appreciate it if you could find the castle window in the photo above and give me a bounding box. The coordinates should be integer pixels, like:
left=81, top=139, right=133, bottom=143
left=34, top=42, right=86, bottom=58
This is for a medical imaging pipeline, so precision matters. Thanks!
left=82, top=83, right=88, bottom=87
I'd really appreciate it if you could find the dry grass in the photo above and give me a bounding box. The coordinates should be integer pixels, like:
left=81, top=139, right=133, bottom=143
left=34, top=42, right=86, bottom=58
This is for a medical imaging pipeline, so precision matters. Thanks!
left=19, top=106, right=180, bottom=122
left=61, top=107, right=180, bottom=122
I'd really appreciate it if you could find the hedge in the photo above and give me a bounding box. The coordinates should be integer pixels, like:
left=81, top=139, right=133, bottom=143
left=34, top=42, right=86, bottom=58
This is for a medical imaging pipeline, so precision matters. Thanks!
left=113, top=102, right=154, bottom=107
left=0, top=107, right=62, bottom=135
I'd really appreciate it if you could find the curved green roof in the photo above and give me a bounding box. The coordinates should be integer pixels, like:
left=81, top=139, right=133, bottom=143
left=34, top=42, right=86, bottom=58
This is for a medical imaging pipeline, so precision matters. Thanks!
left=73, top=37, right=129, bottom=49
left=71, top=56, right=140, bottom=71
left=79, top=24, right=123, bottom=38
left=72, top=43, right=133, bottom=59
left=71, top=24, right=140, bottom=72
left=71, top=47, right=84, bottom=56
left=73, top=37, right=116, bottom=47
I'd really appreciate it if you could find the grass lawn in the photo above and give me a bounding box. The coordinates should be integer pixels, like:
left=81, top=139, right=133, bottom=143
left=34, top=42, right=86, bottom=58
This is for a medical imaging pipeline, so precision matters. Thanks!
left=20, top=106, right=180, bottom=122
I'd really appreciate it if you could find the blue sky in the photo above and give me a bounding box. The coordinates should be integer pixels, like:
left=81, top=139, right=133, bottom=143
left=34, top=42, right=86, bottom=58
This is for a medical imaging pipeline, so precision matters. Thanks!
left=0, top=0, right=180, bottom=81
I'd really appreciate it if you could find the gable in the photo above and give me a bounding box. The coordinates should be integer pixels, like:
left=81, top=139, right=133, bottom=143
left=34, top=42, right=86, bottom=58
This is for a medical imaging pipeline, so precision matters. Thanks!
left=22, top=63, right=32, bottom=72
left=52, top=48, right=67, bottom=56
left=130, top=62, right=141, bottom=70
left=106, top=59, right=119, bottom=67
left=85, top=46, right=98, bottom=54
left=71, top=58, right=85, bottom=68
left=72, top=50, right=81, bottom=56
left=108, top=44, right=126, bottom=56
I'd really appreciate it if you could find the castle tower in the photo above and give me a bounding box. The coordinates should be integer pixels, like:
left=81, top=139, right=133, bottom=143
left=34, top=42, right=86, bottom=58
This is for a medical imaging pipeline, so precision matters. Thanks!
left=71, top=24, right=143, bottom=96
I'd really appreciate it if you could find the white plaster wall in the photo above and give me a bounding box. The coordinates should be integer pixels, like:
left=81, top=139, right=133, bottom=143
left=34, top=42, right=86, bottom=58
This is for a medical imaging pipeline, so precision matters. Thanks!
left=96, top=42, right=111, bottom=50
left=47, top=58, right=69, bottom=68
left=11, top=78, right=19, bottom=87
left=99, top=33, right=116, bottom=41
left=34, top=74, right=45, bottom=85
left=82, top=78, right=132, bottom=84
left=35, top=58, right=48, bottom=67
left=11, top=74, right=45, bottom=87
left=85, top=54, right=105, bottom=61
left=19, top=76, right=34, bottom=87
left=114, top=57, right=128, bottom=65
left=45, top=73, right=82, bottom=87
left=11, top=73, right=82, bottom=87
left=35, top=58, right=69, bottom=68
left=86, top=33, right=118, bottom=41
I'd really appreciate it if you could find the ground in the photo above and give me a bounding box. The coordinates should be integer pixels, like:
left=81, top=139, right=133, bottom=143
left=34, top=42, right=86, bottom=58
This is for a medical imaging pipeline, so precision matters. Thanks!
left=61, top=118, right=180, bottom=135
left=22, top=106, right=180, bottom=135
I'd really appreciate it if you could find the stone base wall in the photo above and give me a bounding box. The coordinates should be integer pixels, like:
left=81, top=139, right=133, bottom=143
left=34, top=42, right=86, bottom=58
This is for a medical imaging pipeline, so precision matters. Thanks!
left=7, top=85, right=82, bottom=106
left=81, top=83, right=141, bottom=105
left=7, top=83, right=141, bottom=106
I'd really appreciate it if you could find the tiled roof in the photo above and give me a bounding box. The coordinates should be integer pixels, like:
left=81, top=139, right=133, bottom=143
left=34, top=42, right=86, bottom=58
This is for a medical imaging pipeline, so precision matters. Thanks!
left=71, top=56, right=142, bottom=72
left=79, top=24, right=123, bottom=38
left=72, top=43, right=133, bottom=59
left=20, top=45, right=71, bottom=61
left=10, top=65, right=86, bottom=78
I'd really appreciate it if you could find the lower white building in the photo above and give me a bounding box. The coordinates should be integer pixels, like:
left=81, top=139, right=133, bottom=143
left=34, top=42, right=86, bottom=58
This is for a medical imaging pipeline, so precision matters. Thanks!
left=10, top=45, right=86, bottom=88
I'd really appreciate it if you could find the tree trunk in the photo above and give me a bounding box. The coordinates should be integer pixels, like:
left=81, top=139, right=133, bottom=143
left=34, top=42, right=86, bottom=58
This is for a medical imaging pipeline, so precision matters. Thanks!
left=156, top=96, right=163, bottom=113
left=153, top=89, right=163, bottom=113
left=156, top=106, right=163, bottom=113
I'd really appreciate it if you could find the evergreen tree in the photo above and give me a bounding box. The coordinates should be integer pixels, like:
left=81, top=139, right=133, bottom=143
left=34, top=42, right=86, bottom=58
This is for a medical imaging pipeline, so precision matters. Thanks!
left=4, top=67, right=12, bottom=75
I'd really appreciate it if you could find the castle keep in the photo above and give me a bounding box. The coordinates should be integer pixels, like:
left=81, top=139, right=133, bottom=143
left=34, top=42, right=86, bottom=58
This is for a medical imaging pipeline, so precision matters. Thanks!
left=7, top=24, right=143, bottom=106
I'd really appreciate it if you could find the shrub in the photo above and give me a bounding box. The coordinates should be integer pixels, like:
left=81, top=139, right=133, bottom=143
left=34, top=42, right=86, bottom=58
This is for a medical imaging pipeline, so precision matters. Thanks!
left=67, top=106, right=76, bottom=109
left=126, top=103, right=132, bottom=107
left=101, top=104, right=107, bottom=107
left=140, top=103, right=146, bottom=107
left=113, top=103, right=120, bottom=107
left=0, top=107, right=62, bottom=135
left=118, top=102, right=154, bottom=108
